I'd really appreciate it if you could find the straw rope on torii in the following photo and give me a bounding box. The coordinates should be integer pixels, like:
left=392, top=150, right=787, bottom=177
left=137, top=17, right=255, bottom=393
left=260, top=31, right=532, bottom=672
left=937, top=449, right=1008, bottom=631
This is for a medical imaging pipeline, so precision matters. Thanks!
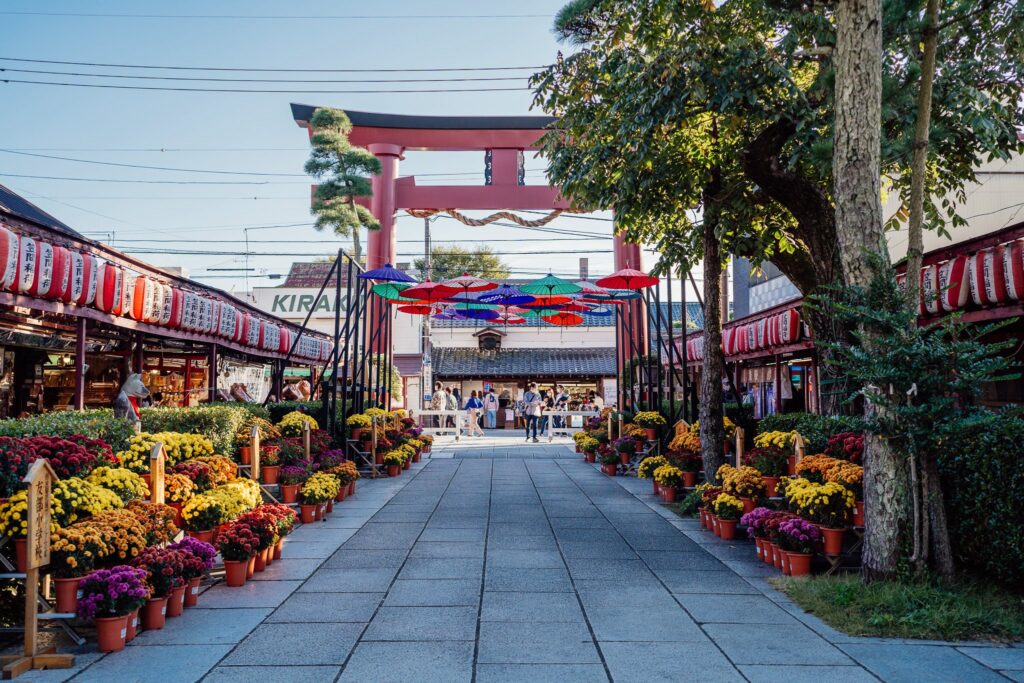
left=405, top=208, right=567, bottom=227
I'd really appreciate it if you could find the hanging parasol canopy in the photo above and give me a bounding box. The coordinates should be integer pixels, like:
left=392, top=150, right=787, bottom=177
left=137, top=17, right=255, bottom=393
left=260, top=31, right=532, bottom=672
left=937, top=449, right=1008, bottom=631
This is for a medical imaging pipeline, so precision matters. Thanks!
left=359, top=262, right=417, bottom=283
left=372, top=282, right=418, bottom=302
left=574, top=279, right=611, bottom=297
left=441, top=271, right=498, bottom=293
left=520, top=295, right=573, bottom=308
left=499, top=317, right=527, bottom=325
left=584, top=306, right=614, bottom=317
left=402, top=279, right=460, bottom=302
left=520, top=273, right=582, bottom=296
left=596, top=268, right=659, bottom=290
left=543, top=312, right=584, bottom=326
left=455, top=308, right=501, bottom=321
left=581, top=288, right=642, bottom=303
left=478, top=285, right=535, bottom=307
left=397, top=304, right=438, bottom=315
left=554, top=302, right=595, bottom=313
left=518, top=308, right=562, bottom=318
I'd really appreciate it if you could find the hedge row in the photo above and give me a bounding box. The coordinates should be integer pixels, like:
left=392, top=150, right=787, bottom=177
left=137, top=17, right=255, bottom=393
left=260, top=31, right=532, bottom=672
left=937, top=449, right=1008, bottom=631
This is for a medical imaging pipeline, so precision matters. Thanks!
left=139, top=405, right=253, bottom=454
left=756, top=411, right=860, bottom=452
left=0, top=409, right=135, bottom=453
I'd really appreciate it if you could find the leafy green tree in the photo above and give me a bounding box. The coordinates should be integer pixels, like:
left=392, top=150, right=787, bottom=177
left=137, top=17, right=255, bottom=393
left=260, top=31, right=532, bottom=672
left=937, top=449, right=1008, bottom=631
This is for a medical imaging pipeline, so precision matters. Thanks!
left=304, top=108, right=381, bottom=263
left=413, top=246, right=511, bottom=281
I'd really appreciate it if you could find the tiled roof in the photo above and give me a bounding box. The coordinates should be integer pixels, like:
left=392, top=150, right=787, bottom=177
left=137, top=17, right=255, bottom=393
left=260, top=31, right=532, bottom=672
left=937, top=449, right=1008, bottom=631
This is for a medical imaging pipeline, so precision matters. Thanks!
left=0, top=184, right=83, bottom=238
left=433, top=347, right=615, bottom=378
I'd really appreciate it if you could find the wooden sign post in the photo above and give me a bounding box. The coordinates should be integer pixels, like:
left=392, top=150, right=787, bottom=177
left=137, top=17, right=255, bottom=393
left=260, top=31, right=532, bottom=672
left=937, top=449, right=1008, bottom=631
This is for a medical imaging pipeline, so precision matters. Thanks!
left=371, top=416, right=378, bottom=463
left=734, top=426, right=745, bottom=468
left=673, top=420, right=690, bottom=439
left=1, top=460, right=73, bottom=679
left=250, top=426, right=261, bottom=483
left=149, top=443, right=166, bottom=505
left=793, top=433, right=806, bottom=464
left=302, top=421, right=311, bottom=461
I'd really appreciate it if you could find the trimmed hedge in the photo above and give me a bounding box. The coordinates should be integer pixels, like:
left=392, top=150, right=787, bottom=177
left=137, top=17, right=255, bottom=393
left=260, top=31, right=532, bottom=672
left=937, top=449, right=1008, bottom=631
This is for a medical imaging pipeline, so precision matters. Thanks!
left=140, top=405, right=250, bottom=454
left=939, top=407, right=1024, bottom=586
left=207, top=401, right=270, bottom=421
left=0, top=409, right=135, bottom=453
left=755, top=412, right=860, bottom=453
left=266, top=401, right=321, bottom=424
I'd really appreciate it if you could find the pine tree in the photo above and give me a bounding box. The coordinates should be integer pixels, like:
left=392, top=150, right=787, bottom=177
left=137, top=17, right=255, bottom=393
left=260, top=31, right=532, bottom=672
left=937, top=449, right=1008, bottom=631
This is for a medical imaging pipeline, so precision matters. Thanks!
left=304, top=108, right=381, bottom=262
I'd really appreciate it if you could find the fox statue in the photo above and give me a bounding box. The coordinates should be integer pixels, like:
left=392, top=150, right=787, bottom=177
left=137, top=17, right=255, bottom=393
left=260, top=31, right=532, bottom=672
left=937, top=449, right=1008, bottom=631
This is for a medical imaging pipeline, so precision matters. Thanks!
left=113, top=372, right=149, bottom=426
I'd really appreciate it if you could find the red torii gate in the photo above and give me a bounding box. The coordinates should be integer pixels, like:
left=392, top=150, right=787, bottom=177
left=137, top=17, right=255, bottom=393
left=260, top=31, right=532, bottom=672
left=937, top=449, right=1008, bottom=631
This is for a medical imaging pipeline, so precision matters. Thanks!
left=291, top=105, right=647, bottom=403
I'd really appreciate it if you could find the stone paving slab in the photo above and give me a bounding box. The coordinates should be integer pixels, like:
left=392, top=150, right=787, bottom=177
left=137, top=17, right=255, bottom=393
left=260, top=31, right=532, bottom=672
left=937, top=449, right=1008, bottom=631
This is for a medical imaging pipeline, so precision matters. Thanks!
left=362, top=606, right=479, bottom=641
left=383, top=578, right=481, bottom=607
left=266, top=592, right=384, bottom=623
left=70, top=644, right=232, bottom=683
left=127, top=608, right=270, bottom=645
left=338, top=641, right=475, bottom=682
left=839, top=643, right=1010, bottom=682
left=222, top=622, right=364, bottom=666
left=600, top=641, right=740, bottom=682
left=738, top=664, right=882, bottom=683
left=203, top=665, right=342, bottom=682
left=475, top=663, right=609, bottom=682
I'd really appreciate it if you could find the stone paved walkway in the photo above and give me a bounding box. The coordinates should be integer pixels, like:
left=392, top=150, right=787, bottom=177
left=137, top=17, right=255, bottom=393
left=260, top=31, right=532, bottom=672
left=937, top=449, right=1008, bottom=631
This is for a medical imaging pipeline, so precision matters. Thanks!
left=26, top=436, right=1024, bottom=682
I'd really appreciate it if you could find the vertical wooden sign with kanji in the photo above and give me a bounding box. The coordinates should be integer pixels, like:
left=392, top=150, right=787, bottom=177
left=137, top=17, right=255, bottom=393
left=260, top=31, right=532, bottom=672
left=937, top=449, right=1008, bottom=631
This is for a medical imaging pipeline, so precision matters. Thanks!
left=1, top=459, right=73, bottom=679
left=250, top=426, right=261, bottom=483
left=793, top=433, right=806, bottom=464
left=734, top=427, right=745, bottom=468
left=149, top=443, right=166, bottom=505
left=303, top=421, right=311, bottom=461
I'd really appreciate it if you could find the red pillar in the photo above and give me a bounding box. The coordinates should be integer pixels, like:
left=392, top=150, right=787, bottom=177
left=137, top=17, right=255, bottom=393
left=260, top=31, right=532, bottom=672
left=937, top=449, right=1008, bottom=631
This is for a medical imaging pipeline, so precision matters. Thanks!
left=367, top=143, right=402, bottom=271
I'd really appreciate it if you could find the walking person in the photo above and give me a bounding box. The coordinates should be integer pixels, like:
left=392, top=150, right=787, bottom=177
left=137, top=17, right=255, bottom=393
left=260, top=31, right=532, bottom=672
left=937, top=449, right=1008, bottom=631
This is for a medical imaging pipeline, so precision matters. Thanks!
left=553, top=384, right=569, bottom=429
left=523, top=382, right=542, bottom=443
left=445, top=386, right=459, bottom=431
left=483, top=388, right=499, bottom=430
left=430, top=382, right=445, bottom=429
left=589, top=390, right=605, bottom=412
left=464, top=390, right=485, bottom=437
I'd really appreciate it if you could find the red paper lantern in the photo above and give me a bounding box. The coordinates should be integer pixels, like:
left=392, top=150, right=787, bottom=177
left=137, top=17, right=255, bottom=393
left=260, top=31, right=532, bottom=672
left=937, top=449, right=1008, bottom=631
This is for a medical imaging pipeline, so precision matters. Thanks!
left=1002, top=240, right=1024, bottom=301
left=68, top=252, right=98, bottom=305
left=0, top=228, right=18, bottom=292
left=95, top=262, right=125, bottom=314
left=939, top=255, right=970, bottom=311
left=779, top=309, right=800, bottom=344
left=920, top=265, right=940, bottom=314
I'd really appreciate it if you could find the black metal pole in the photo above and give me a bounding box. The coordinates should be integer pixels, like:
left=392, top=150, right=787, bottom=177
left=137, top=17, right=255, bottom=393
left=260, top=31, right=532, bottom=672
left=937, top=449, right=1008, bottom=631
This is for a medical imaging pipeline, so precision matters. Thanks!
left=328, top=250, right=343, bottom=436
left=615, top=306, right=623, bottom=412
left=680, top=267, right=689, bottom=421
left=666, top=270, right=676, bottom=424
left=338, top=257, right=354, bottom=437
left=385, top=304, right=394, bottom=409
left=350, top=276, right=363, bottom=414
left=653, top=284, right=664, bottom=418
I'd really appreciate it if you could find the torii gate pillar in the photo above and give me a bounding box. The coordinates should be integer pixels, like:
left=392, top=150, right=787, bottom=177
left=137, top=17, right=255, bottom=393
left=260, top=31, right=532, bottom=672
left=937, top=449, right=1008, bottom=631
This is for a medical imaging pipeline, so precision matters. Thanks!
left=367, top=143, right=403, bottom=271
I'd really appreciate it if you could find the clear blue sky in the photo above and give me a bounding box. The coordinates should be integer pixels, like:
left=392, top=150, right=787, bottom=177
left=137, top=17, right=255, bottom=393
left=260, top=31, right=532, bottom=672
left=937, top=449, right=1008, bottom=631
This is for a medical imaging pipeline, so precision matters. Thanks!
left=0, top=1, right=700, bottom=299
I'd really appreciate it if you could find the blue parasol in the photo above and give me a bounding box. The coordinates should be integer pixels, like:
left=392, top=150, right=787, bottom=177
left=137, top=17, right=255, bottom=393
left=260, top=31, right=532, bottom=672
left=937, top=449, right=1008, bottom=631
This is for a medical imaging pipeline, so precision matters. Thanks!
left=359, top=263, right=416, bottom=283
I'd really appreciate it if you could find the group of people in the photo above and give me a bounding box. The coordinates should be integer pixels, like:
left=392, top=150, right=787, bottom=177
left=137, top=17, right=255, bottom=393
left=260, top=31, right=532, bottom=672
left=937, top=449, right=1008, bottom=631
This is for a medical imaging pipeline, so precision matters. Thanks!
left=429, top=381, right=605, bottom=442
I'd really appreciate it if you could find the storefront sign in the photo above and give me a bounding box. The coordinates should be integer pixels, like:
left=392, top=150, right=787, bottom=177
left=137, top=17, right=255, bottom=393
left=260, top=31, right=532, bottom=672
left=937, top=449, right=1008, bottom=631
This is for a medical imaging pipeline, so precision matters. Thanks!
left=250, top=288, right=346, bottom=317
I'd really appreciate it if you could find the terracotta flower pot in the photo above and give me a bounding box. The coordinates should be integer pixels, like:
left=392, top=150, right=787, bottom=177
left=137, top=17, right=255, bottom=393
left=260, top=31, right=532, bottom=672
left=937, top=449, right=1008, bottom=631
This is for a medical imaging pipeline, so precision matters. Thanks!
left=661, top=487, right=677, bottom=503
left=261, top=465, right=280, bottom=485
left=712, top=515, right=720, bottom=536
left=188, top=529, right=214, bottom=544
left=619, top=451, right=631, bottom=466
left=279, top=483, right=300, bottom=504
left=854, top=500, right=864, bottom=527
left=349, top=481, right=356, bottom=496
left=299, top=504, right=316, bottom=524
left=326, top=499, right=334, bottom=514
left=335, top=486, right=348, bottom=503
left=223, top=560, right=247, bottom=587
left=254, top=548, right=267, bottom=572
left=718, top=519, right=738, bottom=541
left=95, top=615, right=128, bottom=653
left=781, top=550, right=792, bottom=575
left=652, top=479, right=660, bottom=495
left=374, top=452, right=384, bottom=466
left=184, top=577, right=201, bottom=608
left=820, top=527, right=845, bottom=556
left=603, top=464, right=617, bottom=476
left=403, top=459, right=411, bottom=471
left=53, top=576, right=81, bottom=614
left=787, top=552, right=812, bottom=576
left=126, top=608, right=140, bottom=641
left=423, top=445, right=431, bottom=453
left=584, top=453, right=596, bottom=463
left=412, top=451, right=421, bottom=463
left=238, top=446, right=252, bottom=465
left=167, top=584, right=186, bottom=617
left=754, top=537, right=764, bottom=561
left=773, top=544, right=784, bottom=570
left=682, top=471, right=697, bottom=488
left=644, top=427, right=657, bottom=441
left=14, top=537, right=27, bottom=573
left=274, top=538, right=283, bottom=560
left=387, top=465, right=400, bottom=477
left=140, top=473, right=152, bottom=489
left=787, top=455, right=797, bottom=476
left=246, top=555, right=256, bottom=579
left=740, top=497, right=755, bottom=515
left=350, top=428, right=363, bottom=441
left=575, top=445, right=581, bottom=453
left=762, top=541, right=776, bottom=565
left=314, top=504, right=324, bottom=521
left=142, top=596, right=168, bottom=630
left=763, top=476, right=780, bottom=498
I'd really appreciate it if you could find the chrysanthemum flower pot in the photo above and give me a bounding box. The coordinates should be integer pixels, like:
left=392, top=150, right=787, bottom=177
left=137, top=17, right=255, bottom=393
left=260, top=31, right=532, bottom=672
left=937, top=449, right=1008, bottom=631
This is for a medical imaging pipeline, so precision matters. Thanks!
left=787, top=552, right=812, bottom=576
left=661, top=487, right=677, bottom=503
left=619, top=452, right=631, bottom=466
left=261, top=465, right=280, bottom=485
left=763, top=476, right=780, bottom=497
left=387, top=465, right=400, bottom=477
left=254, top=548, right=267, bottom=573
left=740, top=497, right=755, bottom=515
left=125, top=608, right=140, bottom=641
left=326, top=499, right=334, bottom=514
left=13, top=538, right=26, bottom=573
left=300, top=504, right=316, bottom=524
left=335, top=486, right=347, bottom=502
left=274, top=539, right=283, bottom=560
left=682, top=471, right=697, bottom=488
left=168, top=501, right=184, bottom=527
left=754, top=537, right=764, bottom=561
left=142, top=596, right=168, bottom=630
left=762, top=541, right=776, bottom=565
left=781, top=551, right=792, bottom=575
left=718, top=519, right=737, bottom=540
left=53, top=576, right=81, bottom=614
left=238, top=447, right=251, bottom=465
left=223, top=560, right=247, bottom=587
left=348, top=481, right=356, bottom=496
left=820, top=527, right=845, bottom=556
left=184, top=577, right=201, bottom=607
left=652, top=479, right=660, bottom=495
left=644, top=427, right=657, bottom=441
left=854, top=500, right=864, bottom=527
left=279, top=483, right=299, bottom=504
left=584, top=453, right=596, bottom=463
left=773, top=544, right=784, bottom=570
left=167, top=584, right=186, bottom=617
left=188, top=529, right=214, bottom=544
left=95, top=615, right=128, bottom=653
left=403, top=459, right=411, bottom=470
left=246, top=555, right=256, bottom=579
left=712, top=515, right=721, bottom=536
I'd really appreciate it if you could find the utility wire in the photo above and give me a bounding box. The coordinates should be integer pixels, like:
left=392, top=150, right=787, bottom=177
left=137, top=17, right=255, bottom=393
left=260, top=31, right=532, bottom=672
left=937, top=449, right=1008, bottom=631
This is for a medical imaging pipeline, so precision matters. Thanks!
left=0, top=172, right=278, bottom=185
left=0, top=12, right=551, bottom=20
left=0, top=56, right=546, bottom=73
left=0, top=67, right=530, bottom=84
left=0, top=78, right=531, bottom=94
left=0, top=149, right=307, bottom=176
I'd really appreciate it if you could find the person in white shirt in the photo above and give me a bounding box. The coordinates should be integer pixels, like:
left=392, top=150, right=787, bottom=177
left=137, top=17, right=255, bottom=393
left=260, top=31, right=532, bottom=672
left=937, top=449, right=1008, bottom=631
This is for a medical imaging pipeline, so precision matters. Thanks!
left=589, top=391, right=605, bottom=411
left=483, top=389, right=499, bottom=429
left=522, top=382, right=542, bottom=442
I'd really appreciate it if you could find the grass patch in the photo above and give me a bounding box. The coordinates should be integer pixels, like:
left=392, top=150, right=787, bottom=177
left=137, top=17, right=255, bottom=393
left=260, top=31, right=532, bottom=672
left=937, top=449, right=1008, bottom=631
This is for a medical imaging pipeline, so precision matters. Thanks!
left=772, top=575, right=1024, bottom=642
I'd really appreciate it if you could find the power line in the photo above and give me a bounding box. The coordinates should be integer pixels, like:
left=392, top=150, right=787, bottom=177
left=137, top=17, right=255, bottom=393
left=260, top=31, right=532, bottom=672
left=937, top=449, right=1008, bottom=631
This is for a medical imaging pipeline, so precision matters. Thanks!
left=0, top=56, right=546, bottom=73
left=2, top=147, right=308, bottom=152
left=119, top=248, right=617, bottom=257
left=91, top=236, right=611, bottom=244
left=0, top=12, right=551, bottom=21
left=0, top=172, right=279, bottom=185
left=0, top=67, right=530, bottom=85
left=0, top=149, right=307, bottom=177
left=0, top=79, right=531, bottom=94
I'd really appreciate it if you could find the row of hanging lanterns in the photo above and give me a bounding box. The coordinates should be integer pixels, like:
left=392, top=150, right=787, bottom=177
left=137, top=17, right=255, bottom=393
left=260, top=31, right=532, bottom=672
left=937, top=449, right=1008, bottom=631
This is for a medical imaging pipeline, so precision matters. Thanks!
left=358, top=264, right=658, bottom=327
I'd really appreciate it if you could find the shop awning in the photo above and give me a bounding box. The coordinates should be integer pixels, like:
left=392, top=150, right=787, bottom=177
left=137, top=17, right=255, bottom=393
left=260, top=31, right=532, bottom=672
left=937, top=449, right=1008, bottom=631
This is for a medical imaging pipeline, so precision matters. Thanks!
left=433, top=347, right=615, bottom=378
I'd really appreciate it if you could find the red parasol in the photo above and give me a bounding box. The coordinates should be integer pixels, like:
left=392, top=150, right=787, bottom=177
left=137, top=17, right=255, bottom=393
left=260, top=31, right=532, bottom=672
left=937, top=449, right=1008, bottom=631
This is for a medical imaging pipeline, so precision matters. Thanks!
left=595, top=268, right=659, bottom=290
left=522, top=295, right=573, bottom=307
left=554, top=302, right=594, bottom=313
left=402, top=279, right=460, bottom=302
left=543, top=312, right=584, bottom=326
left=398, top=304, right=438, bottom=315
left=440, top=272, right=498, bottom=293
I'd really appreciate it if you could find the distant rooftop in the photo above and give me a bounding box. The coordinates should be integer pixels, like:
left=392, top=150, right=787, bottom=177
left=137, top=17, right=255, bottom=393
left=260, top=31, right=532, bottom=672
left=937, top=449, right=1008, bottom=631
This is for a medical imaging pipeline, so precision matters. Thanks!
left=0, top=184, right=83, bottom=238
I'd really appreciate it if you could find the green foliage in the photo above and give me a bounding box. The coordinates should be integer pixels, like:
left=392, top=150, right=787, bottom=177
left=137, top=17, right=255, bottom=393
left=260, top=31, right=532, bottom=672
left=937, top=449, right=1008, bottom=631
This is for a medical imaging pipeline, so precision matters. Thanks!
left=305, top=107, right=382, bottom=260
left=937, top=407, right=1024, bottom=586
left=207, top=402, right=270, bottom=421
left=774, top=575, right=1024, bottom=642
left=413, top=246, right=510, bottom=281
left=756, top=412, right=860, bottom=454
left=140, top=406, right=251, bottom=455
left=0, top=409, right=134, bottom=453
left=266, top=401, right=322, bottom=425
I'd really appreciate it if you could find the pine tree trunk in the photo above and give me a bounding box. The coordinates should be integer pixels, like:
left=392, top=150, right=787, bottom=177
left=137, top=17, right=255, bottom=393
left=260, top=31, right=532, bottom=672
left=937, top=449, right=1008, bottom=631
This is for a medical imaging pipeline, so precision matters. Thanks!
left=351, top=229, right=363, bottom=265
left=834, top=0, right=909, bottom=581
left=699, top=181, right=726, bottom=484
left=905, top=0, right=941, bottom=313
left=924, top=454, right=955, bottom=578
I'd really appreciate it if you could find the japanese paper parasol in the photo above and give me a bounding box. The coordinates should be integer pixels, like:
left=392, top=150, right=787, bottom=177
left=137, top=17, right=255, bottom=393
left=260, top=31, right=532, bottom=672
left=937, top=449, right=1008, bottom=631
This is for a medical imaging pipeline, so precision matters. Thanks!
left=584, top=306, right=614, bottom=317
left=543, top=312, right=584, bottom=326
left=583, top=288, right=642, bottom=302
left=372, top=282, right=418, bottom=302
left=521, top=295, right=573, bottom=308
left=554, top=302, right=595, bottom=313
left=455, top=308, right=501, bottom=321
left=497, top=315, right=526, bottom=325
left=478, top=284, right=535, bottom=307
left=574, top=279, right=611, bottom=298
left=518, top=308, right=561, bottom=318
left=359, top=262, right=417, bottom=283
left=595, top=268, right=658, bottom=290
left=441, top=272, right=498, bottom=293
left=402, top=278, right=459, bottom=303
left=520, top=273, right=582, bottom=297
left=397, top=304, right=438, bottom=315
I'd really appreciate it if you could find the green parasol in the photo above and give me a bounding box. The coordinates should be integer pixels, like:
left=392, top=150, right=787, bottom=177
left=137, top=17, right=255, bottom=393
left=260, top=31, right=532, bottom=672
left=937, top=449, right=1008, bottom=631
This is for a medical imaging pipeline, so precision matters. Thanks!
left=519, top=273, right=582, bottom=296
left=372, top=282, right=418, bottom=302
